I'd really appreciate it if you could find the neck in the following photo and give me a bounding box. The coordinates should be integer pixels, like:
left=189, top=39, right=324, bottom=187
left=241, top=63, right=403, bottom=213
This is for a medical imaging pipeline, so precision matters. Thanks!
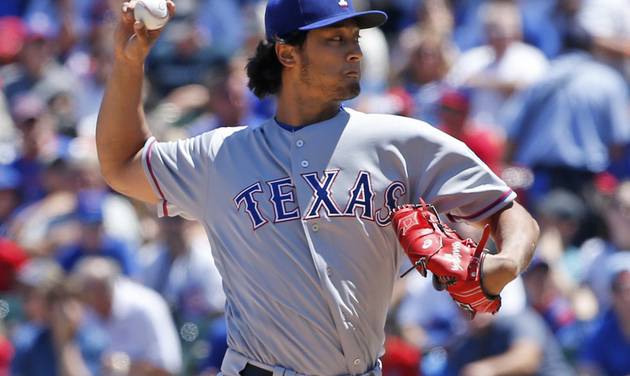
left=275, top=87, right=341, bottom=127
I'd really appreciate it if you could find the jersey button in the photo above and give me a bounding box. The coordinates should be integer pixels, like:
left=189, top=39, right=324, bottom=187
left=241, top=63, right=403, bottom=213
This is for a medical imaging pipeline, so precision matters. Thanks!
left=311, top=224, right=319, bottom=232
left=296, top=139, right=304, bottom=147
left=326, top=267, right=332, bottom=276
left=300, top=160, right=309, bottom=168
left=353, top=359, right=361, bottom=366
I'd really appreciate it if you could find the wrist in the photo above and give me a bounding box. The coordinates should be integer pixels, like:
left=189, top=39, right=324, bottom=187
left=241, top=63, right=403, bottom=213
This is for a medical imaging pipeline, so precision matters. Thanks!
left=481, top=254, right=518, bottom=296
left=113, top=53, right=145, bottom=71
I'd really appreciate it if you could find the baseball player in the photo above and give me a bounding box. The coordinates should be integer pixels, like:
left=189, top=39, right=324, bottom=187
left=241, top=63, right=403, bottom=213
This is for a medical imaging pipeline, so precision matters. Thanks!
left=96, top=0, right=540, bottom=375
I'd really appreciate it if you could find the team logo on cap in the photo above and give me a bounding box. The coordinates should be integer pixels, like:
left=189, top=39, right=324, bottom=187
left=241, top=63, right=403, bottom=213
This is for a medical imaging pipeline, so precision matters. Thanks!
left=338, top=0, right=349, bottom=7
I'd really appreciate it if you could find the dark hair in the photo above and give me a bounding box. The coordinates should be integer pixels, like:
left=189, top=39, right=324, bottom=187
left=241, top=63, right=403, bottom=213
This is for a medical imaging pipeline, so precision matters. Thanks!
left=246, top=31, right=308, bottom=98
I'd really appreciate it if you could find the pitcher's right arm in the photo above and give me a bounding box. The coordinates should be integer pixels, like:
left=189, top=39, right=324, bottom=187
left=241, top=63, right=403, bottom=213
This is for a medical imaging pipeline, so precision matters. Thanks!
left=96, top=1, right=175, bottom=203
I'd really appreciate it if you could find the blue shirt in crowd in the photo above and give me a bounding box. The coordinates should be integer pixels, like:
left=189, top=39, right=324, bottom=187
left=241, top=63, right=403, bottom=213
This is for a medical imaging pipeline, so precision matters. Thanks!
left=11, top=323, right=106, bottom=376
left=580, top=309, right=630, bottom=376
left=503, top=51, right=630, bottom=173
left=56, top=236, right=137, bottom=276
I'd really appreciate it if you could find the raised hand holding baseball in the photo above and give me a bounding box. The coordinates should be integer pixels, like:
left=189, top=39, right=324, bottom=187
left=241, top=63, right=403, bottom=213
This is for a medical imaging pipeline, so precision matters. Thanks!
left=114, top=0, right=175, bottom=66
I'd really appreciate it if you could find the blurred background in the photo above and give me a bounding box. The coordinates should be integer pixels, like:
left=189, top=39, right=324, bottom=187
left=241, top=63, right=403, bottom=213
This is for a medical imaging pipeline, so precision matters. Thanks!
left=0, top=0, right=629, bottom=375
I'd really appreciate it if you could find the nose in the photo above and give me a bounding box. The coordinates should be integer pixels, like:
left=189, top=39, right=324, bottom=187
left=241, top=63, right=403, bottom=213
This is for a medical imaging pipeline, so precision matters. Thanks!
left=347, top=40, right=363, bottom=63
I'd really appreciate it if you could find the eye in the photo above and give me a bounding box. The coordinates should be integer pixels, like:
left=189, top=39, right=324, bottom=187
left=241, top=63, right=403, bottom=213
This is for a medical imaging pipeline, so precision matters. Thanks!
left=329, top=36, right=343, bottom=42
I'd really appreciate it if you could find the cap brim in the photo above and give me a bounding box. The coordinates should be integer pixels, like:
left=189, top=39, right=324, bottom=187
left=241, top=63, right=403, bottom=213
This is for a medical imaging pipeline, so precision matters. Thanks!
left=299, top=10, right=387, bottom=32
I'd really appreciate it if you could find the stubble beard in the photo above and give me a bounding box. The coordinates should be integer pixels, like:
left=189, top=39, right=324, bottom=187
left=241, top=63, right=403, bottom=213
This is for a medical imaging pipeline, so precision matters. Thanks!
left=300, top=59, right=361, bottom=102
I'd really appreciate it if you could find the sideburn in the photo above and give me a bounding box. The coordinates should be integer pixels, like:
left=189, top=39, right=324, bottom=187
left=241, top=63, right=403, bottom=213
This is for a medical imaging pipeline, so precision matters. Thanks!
left=299, top=50, right=312, bottom=87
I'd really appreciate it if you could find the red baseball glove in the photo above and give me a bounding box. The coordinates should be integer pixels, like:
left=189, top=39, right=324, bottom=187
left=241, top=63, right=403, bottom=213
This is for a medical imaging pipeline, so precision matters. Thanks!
left=391, top=200, right=501, bottom=318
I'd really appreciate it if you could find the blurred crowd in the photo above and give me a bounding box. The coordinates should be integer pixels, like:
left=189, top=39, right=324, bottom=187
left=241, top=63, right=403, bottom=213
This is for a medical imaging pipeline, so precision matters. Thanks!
left=0, top=0, right=629, bottom=375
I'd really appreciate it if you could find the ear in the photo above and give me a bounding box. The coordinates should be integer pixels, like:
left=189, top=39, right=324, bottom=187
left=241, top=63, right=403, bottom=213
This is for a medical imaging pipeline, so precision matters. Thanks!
left=275, top=43, right=298, bottom=68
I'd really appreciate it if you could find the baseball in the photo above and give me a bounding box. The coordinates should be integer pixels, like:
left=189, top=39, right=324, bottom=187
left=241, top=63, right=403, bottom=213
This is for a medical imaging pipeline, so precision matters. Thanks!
left=133, top=0, right=169, bottom=31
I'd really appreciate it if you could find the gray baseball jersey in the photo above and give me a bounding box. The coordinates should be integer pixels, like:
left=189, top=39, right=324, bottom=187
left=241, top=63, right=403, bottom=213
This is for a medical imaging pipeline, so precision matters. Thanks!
left=141, top=107, right=515, bottom=375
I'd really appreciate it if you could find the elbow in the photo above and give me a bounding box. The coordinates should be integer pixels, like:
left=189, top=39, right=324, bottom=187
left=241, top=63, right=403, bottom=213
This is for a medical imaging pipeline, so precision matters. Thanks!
left=530, top=215, right=541, bottom=241
left=527, top=215, right=541, bottom=263
left=100, top=164, right=120, bottom=191
left=98, top=164, right=125, bottom=194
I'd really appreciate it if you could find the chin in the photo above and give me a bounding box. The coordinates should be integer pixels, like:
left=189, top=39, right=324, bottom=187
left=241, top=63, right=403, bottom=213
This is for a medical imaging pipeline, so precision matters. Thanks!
left=335, top=82, right=361, bottom=101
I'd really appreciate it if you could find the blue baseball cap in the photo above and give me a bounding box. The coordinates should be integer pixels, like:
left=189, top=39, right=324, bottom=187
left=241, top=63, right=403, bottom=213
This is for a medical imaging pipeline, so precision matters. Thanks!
left=75, top=189, right=105, bottom=224
left=265, top=0, right=387, bottom=40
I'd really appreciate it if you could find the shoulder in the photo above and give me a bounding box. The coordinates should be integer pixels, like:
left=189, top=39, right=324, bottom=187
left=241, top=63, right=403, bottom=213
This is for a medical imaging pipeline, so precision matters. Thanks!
left=161, top=125, right=255, bottom=159
left=345, top=108, right=467, bottom=148
left=206, top=122, right=270, bottom=146
left=202, top=125, right=250, bottom=144
left=346, top=107, right=431, bottom=132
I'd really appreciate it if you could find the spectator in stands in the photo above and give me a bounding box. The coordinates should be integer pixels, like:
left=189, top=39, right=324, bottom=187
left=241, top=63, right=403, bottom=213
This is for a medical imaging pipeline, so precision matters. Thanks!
left=0, top=237, right=28, bottom=292
left=394, top=33, right=456, bottom=126
left=71, top=257, right=182, bottom=376
left=535, top=189, right=588, bottom=279
left=11, top=258, right=104, bottom=376
left=447, top=0, right=548, bottom=128
left=187, top=60, right=265, bottom=136
left=138, top=216, right=225, bottom=321
left=502, top=27, right=630, bottom=204
left=520, top=0, right=582, bottom=59
left=408, top=0, right=454, bottom=40
left=8, top=157, right=81, bottom=256
left=9, top=95, right=71, bottom=206
left=395, top=0, right=455, bottom=71
left=438, top=89, right=505, bottom=174
left=395, top=271, right=528, bottom=375
left=68, top=143, right=143, bottom=251
left=1, top=24, right=77, bottom=104
left=0, top=165, right=22, bottom=233
left=444, top=308, right=574, bottom=376
left=147, top=17, right=222, bottom=97
left=74, top=45, right=112, bottom=126
left=138, top=216, right=225, bottom=374
left=577, top=0, right=630, bottom=80
left=55, top=190, right=137, bottom=276
left=582, top=181, right=630, bottom=309
left=530, top=190, right=598, bottom=342
left=579, top=269, right=630, bottom=376
left=521, top=257, right=587, bottom=362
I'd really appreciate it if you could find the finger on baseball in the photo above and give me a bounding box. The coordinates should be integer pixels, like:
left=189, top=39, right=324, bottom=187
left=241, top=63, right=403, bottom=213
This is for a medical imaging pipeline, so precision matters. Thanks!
left=121, top=1, right=137, bottom=17
left=133, top=20, right=150, bottom=44
left=120, top=2, right=137, bottom=31
left=166, top=1, right=176, bottom=17
left=115, top=4, right=135, bottom=48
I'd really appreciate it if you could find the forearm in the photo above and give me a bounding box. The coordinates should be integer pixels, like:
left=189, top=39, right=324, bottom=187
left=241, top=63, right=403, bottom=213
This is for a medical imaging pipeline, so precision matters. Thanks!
left=492, top=202, right=539, bottom=274
left=96, top=59, right=150, bottom=185
left=482, top=202, right=539, bottom=294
